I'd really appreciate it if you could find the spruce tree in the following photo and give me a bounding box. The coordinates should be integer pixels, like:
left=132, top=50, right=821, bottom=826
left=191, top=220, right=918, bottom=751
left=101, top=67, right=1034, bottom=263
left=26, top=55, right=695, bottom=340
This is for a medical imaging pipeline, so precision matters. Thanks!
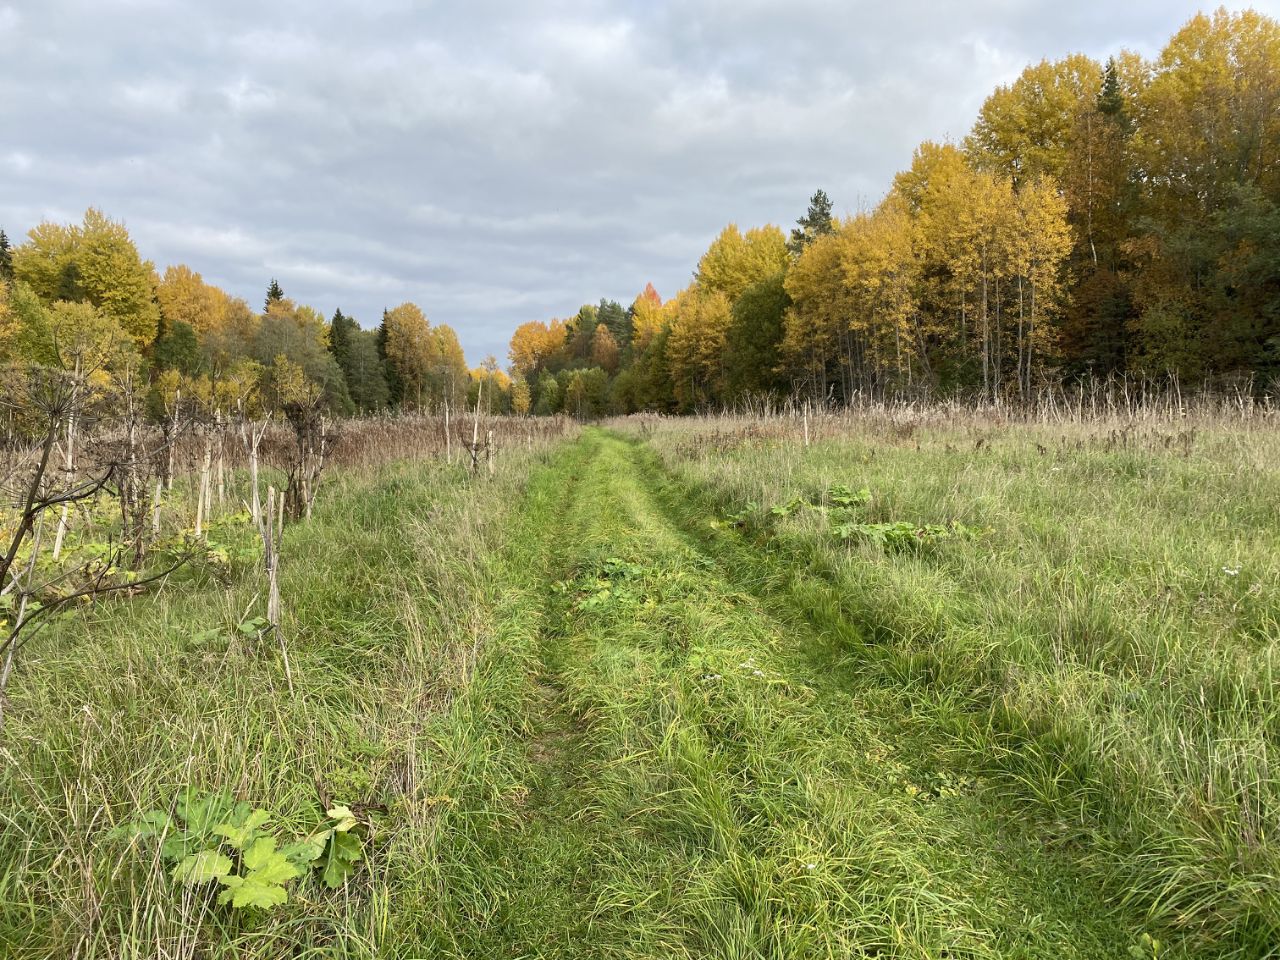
left=265, top=278, right=285, bottom=310
left=329, top=308, right=354, bottom=370
left=0, top=229, right=12, bottom=282
left=345, top=330, right=391, bottom=411
left=1097, top=58, right=1124, bottom=117
left=788, top=189, right=836, bottom=255
left=376, top=309, right=403, bottom=408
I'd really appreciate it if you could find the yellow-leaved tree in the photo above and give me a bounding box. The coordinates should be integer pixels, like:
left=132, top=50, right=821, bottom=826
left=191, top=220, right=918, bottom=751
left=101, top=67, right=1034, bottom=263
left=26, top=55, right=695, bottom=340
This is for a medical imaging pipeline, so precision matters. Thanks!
left=629, top=284, right=665, bottom=353
left=156, top=265, right=232, bottom=337
left=695, top=224, right=789, bottom=303
left=782, top=230, right=851, bottom=399
left=13, top=209, right=160, bottom=349
left=1134, top=8, right=1280, bottom=220
left=665, top=286, right=732, bottom=409
left=508, top=318, right=568, bottom=379
left=966, top=54, right=1103, bottom=184
left=381, top=302, right=433, bottom=409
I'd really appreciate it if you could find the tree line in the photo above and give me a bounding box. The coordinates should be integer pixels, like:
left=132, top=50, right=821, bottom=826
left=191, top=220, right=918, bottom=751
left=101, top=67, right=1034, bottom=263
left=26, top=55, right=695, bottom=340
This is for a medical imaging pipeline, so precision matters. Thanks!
left=2, top=9, right=1276, bottom=421
left=0, top=215, right=514, bottom=421
left=508, top=8, right=1280, bottom=414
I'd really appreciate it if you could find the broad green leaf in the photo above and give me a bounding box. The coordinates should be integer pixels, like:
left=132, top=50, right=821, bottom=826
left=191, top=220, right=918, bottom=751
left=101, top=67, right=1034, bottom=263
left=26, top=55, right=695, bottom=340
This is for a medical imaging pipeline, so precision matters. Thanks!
left=176, top=789, right=234, bottom=837
left=214, top=808, right=270, bottom=850
left=281, top=836, right=327, bottom=868
left=217, top=872, right=290, bottom=909
left=212, top=836, right=301, bottom=910
left=172, top=849, right=233, bottom=885
left=320, top=829, right=363, bottom=889
left=242, top=836, right=302, bottom=885
left=161, top=830, right=204, bottom=863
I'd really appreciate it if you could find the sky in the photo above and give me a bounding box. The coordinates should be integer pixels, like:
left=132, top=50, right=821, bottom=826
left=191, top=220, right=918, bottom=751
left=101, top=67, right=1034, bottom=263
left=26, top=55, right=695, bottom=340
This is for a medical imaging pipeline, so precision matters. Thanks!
left=2, top=1, right=1277, bottom=366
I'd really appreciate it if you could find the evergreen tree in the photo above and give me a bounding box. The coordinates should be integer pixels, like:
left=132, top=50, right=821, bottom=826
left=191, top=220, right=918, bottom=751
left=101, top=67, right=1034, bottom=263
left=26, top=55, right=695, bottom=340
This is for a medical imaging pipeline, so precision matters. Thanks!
left=328, top=308, right=355, bottom=370
left=0, top=229, right=12, bottom=282
left=264, top=278, right=284, bottom=311
left=345, top=329, right=391, bottom=411
left=1097, top=58, right=1125, bottom=120
left=376, top=308, right=404, bottom=408
left=328, top=309, right=389, bottom=412
left=788, top=189, right=836, bottom=255
left=597, top=299, right=632, bottom=348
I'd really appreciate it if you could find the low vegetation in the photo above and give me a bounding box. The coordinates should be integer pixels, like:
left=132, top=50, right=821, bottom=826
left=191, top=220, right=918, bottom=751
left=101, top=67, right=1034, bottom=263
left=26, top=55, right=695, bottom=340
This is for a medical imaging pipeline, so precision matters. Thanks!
left=626, top=404, right=1280, bottom=956
left=3, top=399, right=1277, bottom=957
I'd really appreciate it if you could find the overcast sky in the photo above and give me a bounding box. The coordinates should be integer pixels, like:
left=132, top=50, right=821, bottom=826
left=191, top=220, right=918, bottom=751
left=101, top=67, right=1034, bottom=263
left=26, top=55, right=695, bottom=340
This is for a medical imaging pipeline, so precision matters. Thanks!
left=2, top=1, right=1276, bottom=365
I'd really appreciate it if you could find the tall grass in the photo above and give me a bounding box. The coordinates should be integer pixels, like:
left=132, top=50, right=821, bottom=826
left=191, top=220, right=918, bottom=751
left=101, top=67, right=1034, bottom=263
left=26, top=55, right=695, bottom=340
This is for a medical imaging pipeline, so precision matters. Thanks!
left=625, top=406, right=1280, bottom=954
left=0, top=424, right=573, bottom=959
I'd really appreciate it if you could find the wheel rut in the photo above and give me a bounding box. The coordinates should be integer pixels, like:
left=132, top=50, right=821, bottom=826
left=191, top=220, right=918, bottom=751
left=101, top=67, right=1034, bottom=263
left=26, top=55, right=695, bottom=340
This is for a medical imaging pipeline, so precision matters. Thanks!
left=457, top=429, right=1168, bottom=960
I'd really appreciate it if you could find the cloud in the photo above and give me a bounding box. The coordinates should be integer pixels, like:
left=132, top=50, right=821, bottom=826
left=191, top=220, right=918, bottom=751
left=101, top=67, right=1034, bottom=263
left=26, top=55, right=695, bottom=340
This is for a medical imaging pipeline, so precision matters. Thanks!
left=2, top=0, right=1277, bottom=362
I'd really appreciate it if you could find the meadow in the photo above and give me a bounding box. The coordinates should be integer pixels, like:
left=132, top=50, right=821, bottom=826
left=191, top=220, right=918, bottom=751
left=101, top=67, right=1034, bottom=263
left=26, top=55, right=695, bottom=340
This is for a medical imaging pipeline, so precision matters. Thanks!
left=1, top=400, right=1277, bottom=959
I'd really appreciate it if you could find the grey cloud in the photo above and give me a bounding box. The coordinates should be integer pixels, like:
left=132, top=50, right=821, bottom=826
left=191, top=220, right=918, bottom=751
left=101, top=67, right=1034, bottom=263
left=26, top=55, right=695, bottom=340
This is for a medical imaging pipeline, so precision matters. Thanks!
left=2, top=0, right=1278, bottom=363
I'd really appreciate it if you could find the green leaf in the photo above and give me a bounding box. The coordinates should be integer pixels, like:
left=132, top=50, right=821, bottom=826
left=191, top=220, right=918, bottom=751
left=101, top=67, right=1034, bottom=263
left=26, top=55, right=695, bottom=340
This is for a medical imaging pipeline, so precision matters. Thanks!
left=326, top=805, right=359, bottom=833
left=214, top=808, right=271, bottom=850
left=172, top=849, right=233, bottom=885
left=214, top=836, right=301, bottom=910
left=161, top=831, right=201, bottom=863
left=281, top=836, right=328, bottom=869
left=320, top=829, right=363, bottom=889
left=217, top=872, right=290, bottom=909
left=829, top=484, right=871, bottom=508
left=242, top=836, right=301, bottom=882
left=176, top=789, right=235, bottom=838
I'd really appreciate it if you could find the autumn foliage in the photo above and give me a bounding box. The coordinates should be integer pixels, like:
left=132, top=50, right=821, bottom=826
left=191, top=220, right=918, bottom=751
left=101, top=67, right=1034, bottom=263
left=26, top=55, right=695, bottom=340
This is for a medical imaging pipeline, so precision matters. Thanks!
left=508, top=9, right=1280, bottom=414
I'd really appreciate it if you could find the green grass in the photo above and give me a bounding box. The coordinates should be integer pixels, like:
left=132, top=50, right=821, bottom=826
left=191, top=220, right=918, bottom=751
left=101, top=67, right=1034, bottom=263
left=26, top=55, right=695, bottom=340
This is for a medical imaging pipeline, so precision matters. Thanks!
left=629, top=412, right=1280, bottom=957
left=3, top=415, right=1275, bottom=957
left=0, top=445, right=557, bottom=958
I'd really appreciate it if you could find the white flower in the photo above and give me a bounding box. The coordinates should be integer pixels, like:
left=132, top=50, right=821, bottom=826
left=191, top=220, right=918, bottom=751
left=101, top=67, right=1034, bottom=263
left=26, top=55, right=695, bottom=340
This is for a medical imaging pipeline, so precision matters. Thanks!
left=1222, top=567, right=1240, bottom=576
left=805, top=863, right=816, bottom=870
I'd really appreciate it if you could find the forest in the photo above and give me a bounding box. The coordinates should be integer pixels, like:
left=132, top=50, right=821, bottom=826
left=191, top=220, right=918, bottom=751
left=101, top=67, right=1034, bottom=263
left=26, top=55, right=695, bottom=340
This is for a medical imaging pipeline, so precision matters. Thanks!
left=509, top=8, right=1280, bottom=414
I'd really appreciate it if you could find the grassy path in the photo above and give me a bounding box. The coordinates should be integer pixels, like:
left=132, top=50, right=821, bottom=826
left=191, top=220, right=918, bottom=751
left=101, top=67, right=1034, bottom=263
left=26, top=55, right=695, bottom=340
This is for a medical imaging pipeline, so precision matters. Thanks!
left=442, top=428, right=1167, bottom=959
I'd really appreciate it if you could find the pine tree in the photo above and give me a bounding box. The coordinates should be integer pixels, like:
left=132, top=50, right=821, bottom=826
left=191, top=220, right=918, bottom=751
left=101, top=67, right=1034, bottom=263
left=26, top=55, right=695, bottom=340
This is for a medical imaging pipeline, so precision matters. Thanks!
left=265, top=278, right=284, bottom=311
left=789, top=189, right=836, bottom=255
left=0, top=229, right=12, bottom=282
left=329, top=308, right=354, bottom=369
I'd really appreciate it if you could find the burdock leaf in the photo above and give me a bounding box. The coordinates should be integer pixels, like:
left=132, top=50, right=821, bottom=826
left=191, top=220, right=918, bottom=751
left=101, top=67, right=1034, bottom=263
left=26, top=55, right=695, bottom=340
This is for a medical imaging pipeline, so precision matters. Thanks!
left=214, top=808, right=271, bottom=850
left=172, top=849, right=233, bottom=885
left=216, top=872, right=290, bottom=909
left=320, top=829, right=364, bottom=889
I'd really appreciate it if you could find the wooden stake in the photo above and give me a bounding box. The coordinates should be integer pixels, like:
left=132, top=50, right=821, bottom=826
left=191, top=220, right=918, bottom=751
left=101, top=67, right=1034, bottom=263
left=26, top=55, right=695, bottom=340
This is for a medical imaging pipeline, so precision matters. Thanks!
left=470, top=382, right=483, bottom=474
left=195, top=435, right=213, bottom=538
left=150, top=479, right=164, bottom=535
left=50, top=361, right=81, bottom=561
left=262, top=485, right=293, bottom=694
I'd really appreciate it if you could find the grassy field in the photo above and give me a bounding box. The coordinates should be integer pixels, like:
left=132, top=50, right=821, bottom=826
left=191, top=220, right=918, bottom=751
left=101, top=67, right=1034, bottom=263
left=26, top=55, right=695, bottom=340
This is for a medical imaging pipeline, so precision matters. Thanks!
left=2, top=410, right=1277, bottom=958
